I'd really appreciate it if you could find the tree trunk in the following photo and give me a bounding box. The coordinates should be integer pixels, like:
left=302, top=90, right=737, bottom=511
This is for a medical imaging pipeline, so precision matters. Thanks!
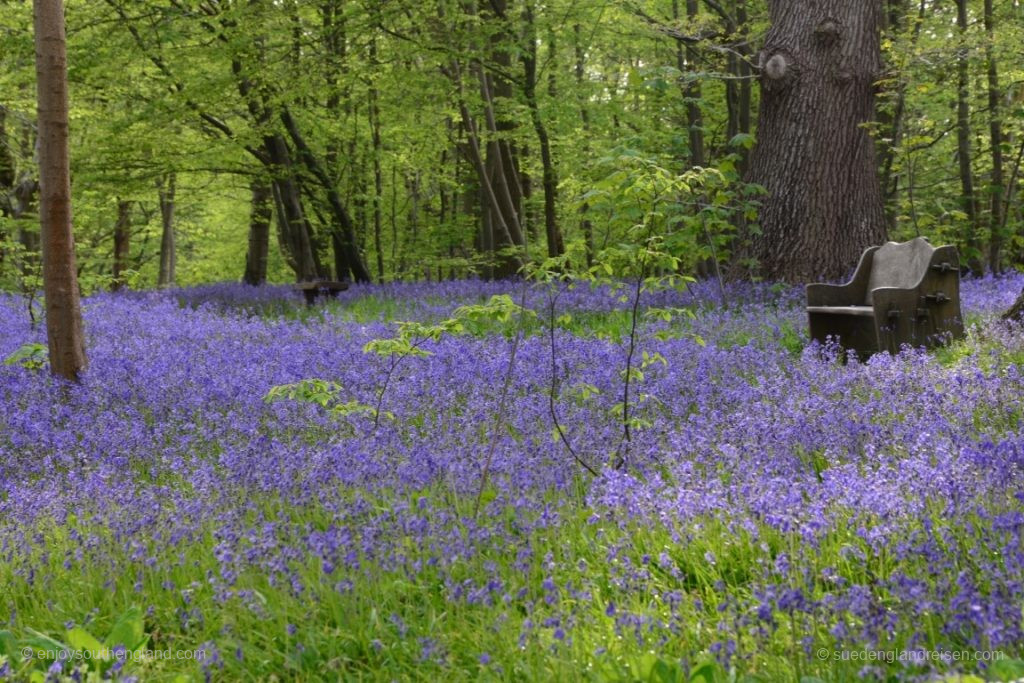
left=33, top=0, right=86, bottom=381
left=480, top=0, right=526, bottom=277
left=955, top=0, right=983, bottom=274
left=280, top=108, right=372, bottom=282
left=0, top=106, right=13, bottom=194
left=522, top=1, right=564, bottom=259
left=984, top=0, right=1004, bottom=274
left=574, top=24, right=595, bottom=269
left=407, top=170, right=421, bottom=272
left=877, top=0, right=925, bottom=232
left=265, top=134, right=319, bottom=281
left=111, top=199, right=132, bottom=290
left=678, top=0, right=705, bottom=168
left=745, top=0, right=887, bottom=282
left=244, top=179, right=272, bottom=285
left=157, top=172, right=176, bottom=287
left=369, top=36, right=385, bottom=280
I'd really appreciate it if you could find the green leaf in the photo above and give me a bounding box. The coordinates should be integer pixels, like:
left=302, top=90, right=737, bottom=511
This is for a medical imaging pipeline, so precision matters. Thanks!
left=106, top=606, right=145, bottom=650
left=728, top=132, right=756, bottom=149
left=0, top=631, right=18, bottom=659
left=3, top=342, right=47, bottom=369
left=990, top=659, right=1024, bottom=681
left=66, top=626, right=106, bottom=660
left=650, top=658, right=680, bottom=683
left=689, top=660, right=719, bottom=683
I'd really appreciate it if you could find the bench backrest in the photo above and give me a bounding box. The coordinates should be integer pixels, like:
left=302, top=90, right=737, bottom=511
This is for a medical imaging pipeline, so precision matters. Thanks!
left=865, top=237, right=934, bottom=304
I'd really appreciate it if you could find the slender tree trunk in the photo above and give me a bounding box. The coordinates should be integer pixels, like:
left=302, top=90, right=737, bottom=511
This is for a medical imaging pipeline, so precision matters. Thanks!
left=244, top=179, right=272, bottom=285
left=522, top=1, right=564, bottom=259
left=736, top=0, right=752, bottom=164
left=33, top=0, right=86, bottom=380
left=984, top=0, right=1005, bottom=273
left=574, top=24, right=594, bottom=268
left=111, top=200, right=131, bottom=290
left=369, top=37, right=385, bottom=280
left=481, top=0, right=526, bottom=276
left=265, top=134, right=319, bottom=281
left=0, top=106, right=13, bottom=195
left=407, top=171, right=421, bottom=272
left=745, top=0, right=887, bottom=281
left=955, top=0, right=983, bottom=274
left=391, top=163, right=400, bottom=272
left=479, top=69, right=526, bottom=273
left=678, top=0, right=705, bottom=168
left=280, top=107, right=371, bottom=282
left=457, top=91, right=522, bottom=276
left=0, top=107, right=10, bottom=262
left=877, top=0, right=925, bottom=232
left=157, top=172, right=176, bottom=287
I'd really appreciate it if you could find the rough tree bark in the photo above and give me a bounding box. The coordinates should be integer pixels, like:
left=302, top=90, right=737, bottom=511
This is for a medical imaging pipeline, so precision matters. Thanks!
left=33, top=0, right=86, bottom=380
left=745, top=0, right=887, bottom=281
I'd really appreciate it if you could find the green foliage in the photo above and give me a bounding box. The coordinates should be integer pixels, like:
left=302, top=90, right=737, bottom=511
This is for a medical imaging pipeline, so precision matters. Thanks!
left=0, top=606, right=147, bottom=681
left=1, top=0, right=1020, bottom=285
left=264, top=379, right=384, bottom=421
left=268, top=295, right=538, bottom=429
left=4, top=342, right=47, bottom=370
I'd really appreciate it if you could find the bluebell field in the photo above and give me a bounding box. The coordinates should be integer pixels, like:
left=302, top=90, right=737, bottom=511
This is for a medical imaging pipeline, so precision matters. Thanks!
left=1, top=276, right=1024, bottom=681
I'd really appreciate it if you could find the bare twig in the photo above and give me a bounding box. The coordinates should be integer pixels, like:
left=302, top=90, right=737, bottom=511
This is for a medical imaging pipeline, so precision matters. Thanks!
left=473, top=279, right=530, bottom=519
left=548, top=286, right=598, bottom=476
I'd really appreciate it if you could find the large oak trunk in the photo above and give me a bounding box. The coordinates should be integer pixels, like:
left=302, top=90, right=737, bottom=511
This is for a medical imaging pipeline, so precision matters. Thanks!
left=746, top=0, right=887, bottom=282
left=33, top=0, right=86, bottom=380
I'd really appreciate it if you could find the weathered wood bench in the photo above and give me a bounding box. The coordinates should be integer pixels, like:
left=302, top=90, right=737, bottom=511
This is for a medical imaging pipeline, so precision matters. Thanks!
left=806, top=237, right=964, bottom=358
left=295, top=280, right=350, bottom=305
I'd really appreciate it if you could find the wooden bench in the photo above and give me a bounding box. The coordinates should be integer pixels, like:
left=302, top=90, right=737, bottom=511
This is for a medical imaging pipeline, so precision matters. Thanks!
left=295, top=280, right=350, bottom=305
left=806, top=237, right=964, bottom=358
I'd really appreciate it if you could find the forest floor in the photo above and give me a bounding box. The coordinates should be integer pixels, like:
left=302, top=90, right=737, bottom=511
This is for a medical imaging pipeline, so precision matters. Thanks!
left=2, top=276, right=1024, bottom=682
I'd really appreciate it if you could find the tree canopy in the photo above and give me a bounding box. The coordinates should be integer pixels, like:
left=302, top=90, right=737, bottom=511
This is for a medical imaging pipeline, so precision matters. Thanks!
left=1, top=0, right=1022, bottom=288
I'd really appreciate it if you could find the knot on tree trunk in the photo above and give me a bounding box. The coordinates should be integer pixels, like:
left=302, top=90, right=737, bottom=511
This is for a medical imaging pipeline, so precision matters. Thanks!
left=764, top=53, right=788, bottom=80
left=814, top=19, right=841, bottom=46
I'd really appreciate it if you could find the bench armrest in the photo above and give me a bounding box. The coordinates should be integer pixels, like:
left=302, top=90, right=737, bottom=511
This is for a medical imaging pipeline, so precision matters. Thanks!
left=806, top=245, right=879, bottom=307
left=807, top=283, right=856, bottom=306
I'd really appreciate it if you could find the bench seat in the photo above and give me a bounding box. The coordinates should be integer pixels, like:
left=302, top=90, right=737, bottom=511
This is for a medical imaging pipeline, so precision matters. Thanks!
left=805, top=305, right=875, bottom=317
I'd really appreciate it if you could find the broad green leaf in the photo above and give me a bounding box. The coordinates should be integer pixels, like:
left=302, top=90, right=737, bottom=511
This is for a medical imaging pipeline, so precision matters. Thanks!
left=106, top=606, right=144, bottom=650
left=66, top=627, right=106, bottom=660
